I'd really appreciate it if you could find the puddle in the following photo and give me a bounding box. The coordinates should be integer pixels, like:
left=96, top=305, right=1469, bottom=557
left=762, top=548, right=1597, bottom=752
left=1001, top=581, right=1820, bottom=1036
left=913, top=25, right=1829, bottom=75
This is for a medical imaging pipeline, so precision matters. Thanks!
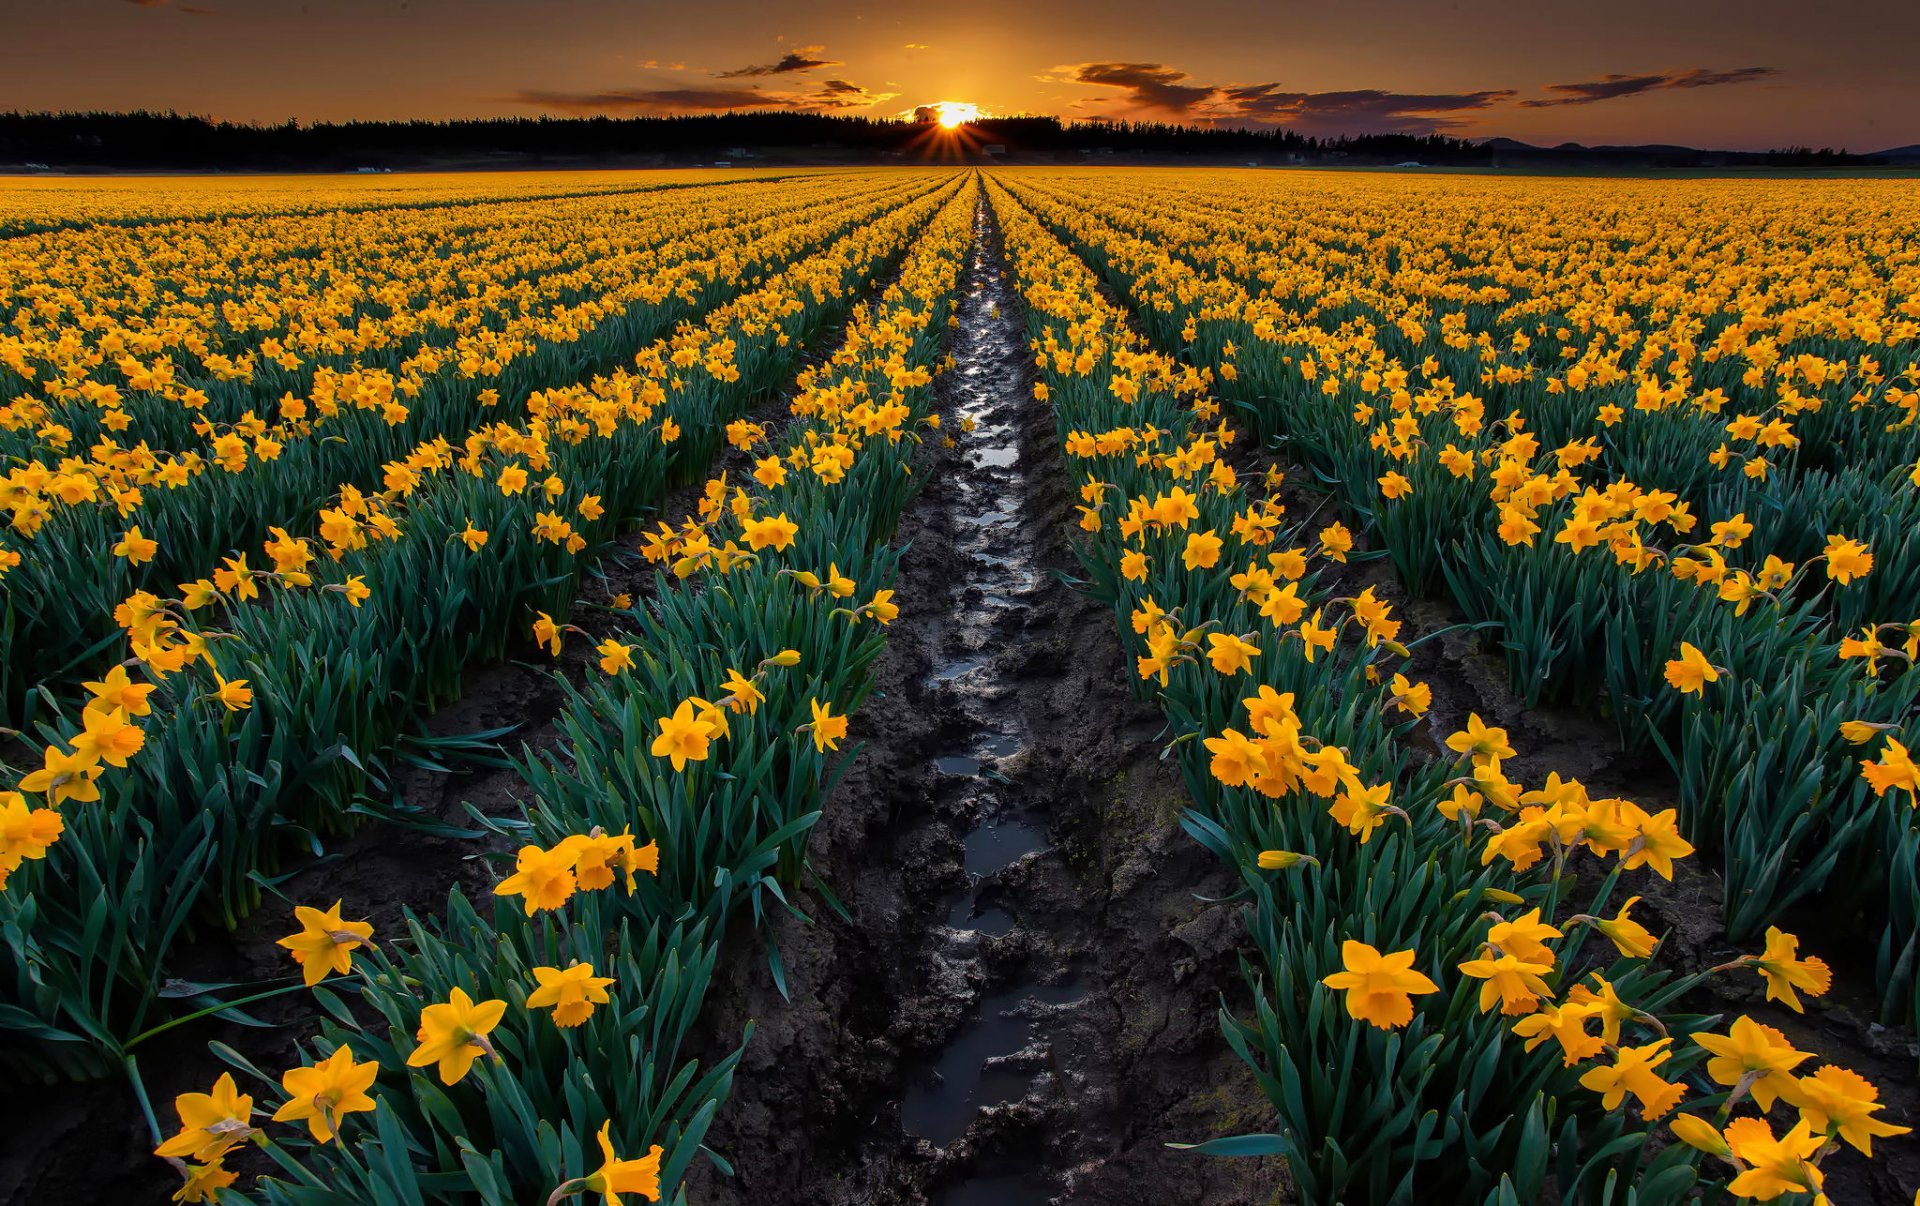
left=901, top=983, right=1086, bottom=1144
left=938, top=1170, right=1056, bottom=1206
left=935, top=754, right=983, bottom=776
left=962, top=819, right=1046, bottom=875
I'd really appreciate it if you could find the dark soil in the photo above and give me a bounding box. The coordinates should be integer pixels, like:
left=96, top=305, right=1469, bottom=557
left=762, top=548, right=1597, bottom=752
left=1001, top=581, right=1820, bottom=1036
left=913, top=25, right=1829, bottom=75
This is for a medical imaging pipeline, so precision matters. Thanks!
left=683, top=198, right=1286, bottom=1205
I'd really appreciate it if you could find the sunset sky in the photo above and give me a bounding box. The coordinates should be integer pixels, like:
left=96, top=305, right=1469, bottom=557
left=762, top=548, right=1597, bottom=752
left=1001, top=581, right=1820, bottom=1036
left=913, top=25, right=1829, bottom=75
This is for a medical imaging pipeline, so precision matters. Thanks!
left=6, top=0, right=1917, bottom=151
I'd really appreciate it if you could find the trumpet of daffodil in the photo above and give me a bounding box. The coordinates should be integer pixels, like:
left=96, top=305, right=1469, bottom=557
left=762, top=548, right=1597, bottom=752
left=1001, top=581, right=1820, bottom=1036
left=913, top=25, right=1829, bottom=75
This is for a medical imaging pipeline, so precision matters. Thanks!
left=495, top=842, right=581, bottom=914
left=807, top=697, right=848, bottom=753
left=1692, top=1016, right=1811, bottom=1110
left=206, top=669, right=252, bottom=711
left=271, top=1047, right=379, bottom=1143
left=1746, top=926, right=1832, bottom=1013
left=1723, top=1116, right=1827, bottom=1202
left=114, top=525, right=158, bottom=564
left=1321, top=940, right=1439, bottom=1030
left=1663, top=642, right=1721, bottom=694
left=597, top=639, right=636, bottom=675
left=1577, top=1037, right=1686, bottom=1120
left=459, top=523, right=489, bottom=552
left=154, top=1073, right=255, bottom=1162
left=406, top=986, right=506, bottom=1086
left=527, top=962, right=617, bottom=1028
left=1790, top=1064, right=1911, bottom=1156
left=864, top=589, right=899, bottom=625
left=650, top=700, right=717, bottom=771
left=275, top=900, right=375, bottom=986
left=550, top=1123, right=664, bottom=1205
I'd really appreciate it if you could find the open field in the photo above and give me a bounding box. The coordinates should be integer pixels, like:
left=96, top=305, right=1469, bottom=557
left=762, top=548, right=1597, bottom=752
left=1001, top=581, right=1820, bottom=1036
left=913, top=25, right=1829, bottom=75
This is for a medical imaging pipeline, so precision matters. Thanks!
left=0, top=166, right=1915, bottom=1206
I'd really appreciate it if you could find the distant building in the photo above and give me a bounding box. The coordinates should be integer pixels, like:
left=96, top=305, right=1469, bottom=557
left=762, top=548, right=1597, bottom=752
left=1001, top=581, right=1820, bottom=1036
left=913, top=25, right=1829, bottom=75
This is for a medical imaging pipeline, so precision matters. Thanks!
left=1394, top=161, right=1424, bottom=168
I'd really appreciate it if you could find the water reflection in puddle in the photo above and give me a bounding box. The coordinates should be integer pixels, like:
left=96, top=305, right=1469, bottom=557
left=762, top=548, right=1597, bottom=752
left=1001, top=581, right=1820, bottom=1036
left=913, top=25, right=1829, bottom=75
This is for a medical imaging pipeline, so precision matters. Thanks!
left=901, top=983, right=1085, bottom=1144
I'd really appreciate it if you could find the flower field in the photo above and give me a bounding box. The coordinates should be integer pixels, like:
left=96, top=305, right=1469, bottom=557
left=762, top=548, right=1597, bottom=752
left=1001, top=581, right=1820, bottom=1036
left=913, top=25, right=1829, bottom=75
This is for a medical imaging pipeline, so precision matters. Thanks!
left=0, top=166, right=1914, bottom=1205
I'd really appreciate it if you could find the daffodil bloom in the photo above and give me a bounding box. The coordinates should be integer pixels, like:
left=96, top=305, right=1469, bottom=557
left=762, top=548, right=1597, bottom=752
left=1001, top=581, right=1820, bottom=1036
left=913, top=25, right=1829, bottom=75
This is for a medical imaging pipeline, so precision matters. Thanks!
left=18, top=742, right=104, bottom=806
left=527, top=962, right=616, bottom=1028
left=271, top=1047, right=379, bottom=1143
left=1321, top=939, right=1439, bottom=1030
left=70, top=705, right=144, bottom=768
left=718, top=669, right=764, bottom=714
left=1255, top=850, right=1317, bottom=870
left=83, top=665, right=156, bottom=717
left=1206, top=632, right=1260, bottom=675
left=1860, top=737, right=1918, bottom=802
left=1329, top=781, right=1396, bottom=843
left=742, top=513, right=798, bottom=552
left=1512, top=1000, right=1605, bottom=1065
left=406, top=986, right=506, bottom=1086
left=650, top=700, right=717, bottom=771
left=1586, top=895, right=1657, bottom=959
left=1444, top=713, right=1516, bottom=763
left=1790, top=1064, right=1910, bottom=1156
left=807, top=698, right=849, bottom=753
left=275, top=900, right=376, bottom=986
left=1747, top=926, right=1832, bottom=1013
left=1458, top=951, right=1555, bottom=1015
left=0, top=792, right=64, bottom=888
left=211, top=672, right=253, bottom=712
left=495, top=842, right=581, bottom=913
left=532, top=612, right=563, bottom=656
left=154, top=1073, right=256, bottom=1162
left=1486, top=908, right=1561, bottom=966
left=1723, top=1116, right=1826, bottom=1201
left=1577, top=1038, right=1686, bottom=1120
left=1692, top=1016, right=1810, bottom=1110
left=459, top=524, right=490, bottom=552
left=597, top=639, right=636, bottom=675
left=1822, top=534, right=1873, bottom=584
left=169, top=1159, right=238, bottom=1204
left=114, top=525, right=158, bottom=564
left=1662, top=642, right=1721, bottom=694
left=550, top=1123, right=663, bottom=1205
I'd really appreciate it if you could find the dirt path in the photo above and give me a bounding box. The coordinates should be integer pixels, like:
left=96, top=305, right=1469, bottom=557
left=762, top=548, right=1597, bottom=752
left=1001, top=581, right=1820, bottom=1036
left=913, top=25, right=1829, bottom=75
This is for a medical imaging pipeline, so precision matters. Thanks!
left=687, top=193, right=1285, bottom=1205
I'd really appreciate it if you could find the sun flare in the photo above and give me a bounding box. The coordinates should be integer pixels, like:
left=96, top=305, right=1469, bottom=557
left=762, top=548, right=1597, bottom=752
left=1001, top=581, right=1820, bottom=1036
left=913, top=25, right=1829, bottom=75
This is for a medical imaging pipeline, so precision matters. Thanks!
left=931, top=101, right=980, bottom=129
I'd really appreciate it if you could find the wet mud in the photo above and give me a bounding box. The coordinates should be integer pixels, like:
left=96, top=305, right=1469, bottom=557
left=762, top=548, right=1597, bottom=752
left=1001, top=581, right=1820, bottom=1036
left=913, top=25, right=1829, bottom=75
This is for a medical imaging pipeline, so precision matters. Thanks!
left=686, top=195, right=1285, bottom=1206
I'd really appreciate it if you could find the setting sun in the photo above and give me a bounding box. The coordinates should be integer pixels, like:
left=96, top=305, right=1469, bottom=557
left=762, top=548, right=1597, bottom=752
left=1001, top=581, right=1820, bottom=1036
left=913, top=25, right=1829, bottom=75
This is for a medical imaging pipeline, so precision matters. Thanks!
left=930, top=100, right=980, bottom=129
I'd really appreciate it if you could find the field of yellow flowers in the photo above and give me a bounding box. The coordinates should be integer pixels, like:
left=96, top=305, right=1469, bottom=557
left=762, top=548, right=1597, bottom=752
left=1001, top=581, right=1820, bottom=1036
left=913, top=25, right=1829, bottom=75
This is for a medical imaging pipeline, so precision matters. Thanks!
left=0, top=166, right=1914, bottom=1205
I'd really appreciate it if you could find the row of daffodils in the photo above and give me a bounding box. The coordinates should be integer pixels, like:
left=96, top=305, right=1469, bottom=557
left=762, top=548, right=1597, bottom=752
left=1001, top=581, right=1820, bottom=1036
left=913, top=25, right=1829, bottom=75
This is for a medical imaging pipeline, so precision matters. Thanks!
left=140, top=178, right=979, bottom=1203
left=997, top=168, right=1920, bottom=1055
left=0, top=171, right=925, bottom=727
left=987, top=173, right=1909, bottom=1204
left=0, top=172, right=967, bottom=1082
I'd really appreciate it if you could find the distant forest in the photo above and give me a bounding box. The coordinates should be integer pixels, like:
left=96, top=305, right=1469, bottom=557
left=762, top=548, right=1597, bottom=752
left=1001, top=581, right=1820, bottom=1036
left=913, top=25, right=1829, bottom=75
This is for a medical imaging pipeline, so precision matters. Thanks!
left=0, top=109, right=1887, bottom=172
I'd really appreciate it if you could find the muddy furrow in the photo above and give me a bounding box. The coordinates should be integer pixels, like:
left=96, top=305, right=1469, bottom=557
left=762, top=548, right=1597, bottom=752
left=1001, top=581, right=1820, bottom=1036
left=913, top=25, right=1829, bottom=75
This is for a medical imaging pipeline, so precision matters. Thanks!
left=687, top=194, right=1282, bottom=1205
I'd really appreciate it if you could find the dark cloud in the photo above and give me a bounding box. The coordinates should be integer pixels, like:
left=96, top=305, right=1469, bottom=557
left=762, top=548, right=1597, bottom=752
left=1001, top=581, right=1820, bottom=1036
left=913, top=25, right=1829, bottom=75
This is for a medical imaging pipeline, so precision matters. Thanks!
left=1522, top=66, right=1777, bottom=107
left=715, top=46, right=840, bottom=79
left=1063, top=60, right=1513, bottom=134
left=1222, top=84, right=1515, bottom=134
left=1064, top=62, right=1216, bottom=114
left=509, top=77, right=891, bottom=116
left=121, top=1, right=214, bottom=12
